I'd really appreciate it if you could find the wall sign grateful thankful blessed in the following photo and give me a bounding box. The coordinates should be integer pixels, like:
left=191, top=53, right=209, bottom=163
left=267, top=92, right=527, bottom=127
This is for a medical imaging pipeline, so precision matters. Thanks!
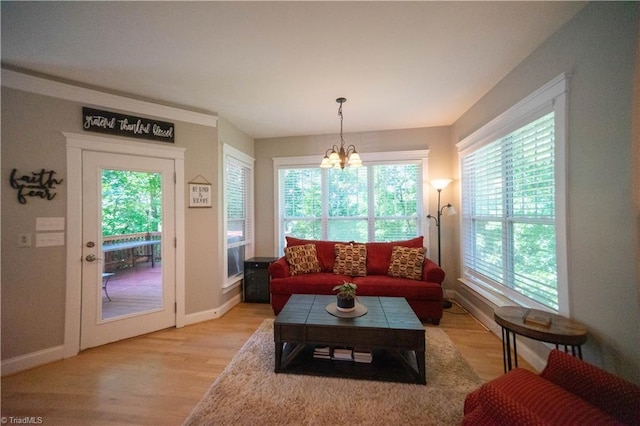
left=83, top=107, right=175, bottom=143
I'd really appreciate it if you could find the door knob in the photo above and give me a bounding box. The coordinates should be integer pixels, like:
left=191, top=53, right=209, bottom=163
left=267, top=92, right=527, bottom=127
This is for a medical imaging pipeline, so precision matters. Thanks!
left=85, top=254, right=101, bottom=262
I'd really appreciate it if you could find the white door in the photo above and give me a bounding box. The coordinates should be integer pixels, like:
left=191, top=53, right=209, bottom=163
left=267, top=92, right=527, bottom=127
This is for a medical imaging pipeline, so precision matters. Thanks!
left=80, top=151, right=176, bottom=350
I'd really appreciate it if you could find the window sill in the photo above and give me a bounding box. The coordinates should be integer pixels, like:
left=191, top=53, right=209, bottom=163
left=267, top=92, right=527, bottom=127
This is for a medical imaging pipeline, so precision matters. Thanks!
left=222, top=279, right=241, bottom=295
left=458, top=277, right=513, bottom=308
left=458, top=276, right=554, bottom=313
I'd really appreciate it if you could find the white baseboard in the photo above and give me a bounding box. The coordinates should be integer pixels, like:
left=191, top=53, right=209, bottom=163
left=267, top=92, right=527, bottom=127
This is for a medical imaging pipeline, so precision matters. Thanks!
left=184, top=294, right=242, bottom=326
left=1, top=345, right=65, bottom=377
left=454, top=290, right=548, bottom=372
left=3, top=296, right=244, bottom=376
left=456, top=291, right=502, bottom=335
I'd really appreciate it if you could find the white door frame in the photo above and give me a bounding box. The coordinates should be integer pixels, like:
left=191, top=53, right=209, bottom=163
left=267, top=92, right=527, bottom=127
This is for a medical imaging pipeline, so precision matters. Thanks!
left=64, top=132, right=186, bottom=358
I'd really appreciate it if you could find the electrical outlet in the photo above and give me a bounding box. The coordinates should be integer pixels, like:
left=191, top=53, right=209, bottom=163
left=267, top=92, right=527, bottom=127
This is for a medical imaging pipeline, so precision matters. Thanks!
left=18, top=233, right=32, bottom=248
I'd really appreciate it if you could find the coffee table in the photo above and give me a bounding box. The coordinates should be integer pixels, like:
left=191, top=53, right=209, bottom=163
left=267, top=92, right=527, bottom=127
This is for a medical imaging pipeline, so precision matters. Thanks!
left=274, top=294, right=426, bottom=385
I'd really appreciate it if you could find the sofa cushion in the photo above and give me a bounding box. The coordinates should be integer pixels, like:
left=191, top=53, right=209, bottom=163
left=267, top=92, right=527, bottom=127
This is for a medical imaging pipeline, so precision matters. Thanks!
left=284, top=244, right=321, bottom=276
left=365, top=236, right=424, bottom=275
left=353, top=275, right=442, bottom=299
left=333, top=243, right=367, bottom=276
left=387, top=246, right=425, bottom=280
left=270, top=273, right=351, bottom=295
left=286, top=237, right=341, bottom=272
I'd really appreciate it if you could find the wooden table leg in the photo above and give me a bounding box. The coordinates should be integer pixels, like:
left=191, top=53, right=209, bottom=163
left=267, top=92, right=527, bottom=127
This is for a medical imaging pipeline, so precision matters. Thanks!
left=275, top=341, right=282, bottom=372
left=416, top=349, right=426, bottom=385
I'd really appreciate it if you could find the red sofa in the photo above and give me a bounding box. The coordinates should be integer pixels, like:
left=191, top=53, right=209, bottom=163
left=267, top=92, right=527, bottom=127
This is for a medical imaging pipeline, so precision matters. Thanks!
left=463, top=349, right=640, bottom=425
left=268, top=236, right=445, bottom=324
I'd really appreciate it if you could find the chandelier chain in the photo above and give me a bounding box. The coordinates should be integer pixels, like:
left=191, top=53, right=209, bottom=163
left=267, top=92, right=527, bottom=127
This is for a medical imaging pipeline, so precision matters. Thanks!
left=319, top=97, right=362, bottom=169
left=338, top=99, right=345, bottom=145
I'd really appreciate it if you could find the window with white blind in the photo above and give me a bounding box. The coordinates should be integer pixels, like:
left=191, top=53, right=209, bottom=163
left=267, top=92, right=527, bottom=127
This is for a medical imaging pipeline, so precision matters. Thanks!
left=275, top=151, right=428, bottom=255
left=457, top=74, right=568, bottom=313
left=223, top=145, right=254, bottom=288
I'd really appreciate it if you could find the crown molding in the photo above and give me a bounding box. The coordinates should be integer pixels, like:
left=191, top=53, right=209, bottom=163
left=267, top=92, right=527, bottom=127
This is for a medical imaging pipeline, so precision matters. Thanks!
left=1, top=68, right=218, bottom=128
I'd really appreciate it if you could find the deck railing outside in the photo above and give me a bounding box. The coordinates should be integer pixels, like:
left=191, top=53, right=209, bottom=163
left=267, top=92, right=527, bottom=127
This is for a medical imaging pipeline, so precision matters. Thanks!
left=103, top=232, right=162, bottom=272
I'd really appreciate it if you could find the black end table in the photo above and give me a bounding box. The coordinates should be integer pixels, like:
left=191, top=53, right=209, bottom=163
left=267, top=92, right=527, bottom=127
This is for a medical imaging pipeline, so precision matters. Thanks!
left=243, top=257, right=278, bottom=303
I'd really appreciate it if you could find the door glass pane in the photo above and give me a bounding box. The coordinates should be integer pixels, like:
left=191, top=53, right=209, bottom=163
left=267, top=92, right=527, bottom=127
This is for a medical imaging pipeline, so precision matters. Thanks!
left=101, top=170, right=163, bottom=320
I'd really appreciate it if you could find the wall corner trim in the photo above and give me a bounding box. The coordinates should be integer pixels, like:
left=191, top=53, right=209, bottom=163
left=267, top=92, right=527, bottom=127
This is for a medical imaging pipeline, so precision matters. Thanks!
left=184, top=294, right=242, bottom=326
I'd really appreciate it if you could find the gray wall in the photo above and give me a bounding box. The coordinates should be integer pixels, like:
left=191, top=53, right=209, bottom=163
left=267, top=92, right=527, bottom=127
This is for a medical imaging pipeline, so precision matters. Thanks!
left=1, top=88, right=71, bottom=358
left=452, top=2, right=639, bottom=381
left=0, top=85, right=252, bottom=360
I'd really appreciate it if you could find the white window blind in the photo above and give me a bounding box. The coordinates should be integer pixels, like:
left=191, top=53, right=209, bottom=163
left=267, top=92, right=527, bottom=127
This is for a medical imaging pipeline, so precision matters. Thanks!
left=277, top=153, right=426, bottom=255
left=326, top=167, right=369, bottom=241
left=461, top=112, right=559, bottom=309
left=371, top=164, right=420, bottom=242
left=281, top=167, right=323, bottom=246
left=224, top=146, right=254, bottom=284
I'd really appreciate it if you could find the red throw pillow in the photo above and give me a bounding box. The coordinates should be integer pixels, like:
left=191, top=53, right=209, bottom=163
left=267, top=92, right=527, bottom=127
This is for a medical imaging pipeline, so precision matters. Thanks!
left=366, top=236, right=424, bottom=275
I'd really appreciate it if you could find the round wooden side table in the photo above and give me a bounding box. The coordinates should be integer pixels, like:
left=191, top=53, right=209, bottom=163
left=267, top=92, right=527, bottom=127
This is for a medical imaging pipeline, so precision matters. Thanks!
left=494, top=306, right=588, bottom=373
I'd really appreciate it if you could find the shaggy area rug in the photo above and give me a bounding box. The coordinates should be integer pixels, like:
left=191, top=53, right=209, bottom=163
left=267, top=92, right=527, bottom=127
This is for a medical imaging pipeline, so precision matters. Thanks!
left=184, top=319, right=483, bottom=425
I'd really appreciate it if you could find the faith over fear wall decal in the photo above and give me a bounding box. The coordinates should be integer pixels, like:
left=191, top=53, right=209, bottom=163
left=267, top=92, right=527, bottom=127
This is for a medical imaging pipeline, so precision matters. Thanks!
left=9, top=168, right=63, bottom=204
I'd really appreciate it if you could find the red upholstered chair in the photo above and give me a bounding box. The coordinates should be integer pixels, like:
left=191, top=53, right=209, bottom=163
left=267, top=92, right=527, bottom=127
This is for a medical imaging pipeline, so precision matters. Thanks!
left=463, top=349, right=640, bottom=425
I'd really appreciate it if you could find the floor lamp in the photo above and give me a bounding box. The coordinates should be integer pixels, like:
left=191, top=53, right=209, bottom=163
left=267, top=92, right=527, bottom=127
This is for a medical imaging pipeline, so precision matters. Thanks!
left=426, top=179, right=456, bottom=309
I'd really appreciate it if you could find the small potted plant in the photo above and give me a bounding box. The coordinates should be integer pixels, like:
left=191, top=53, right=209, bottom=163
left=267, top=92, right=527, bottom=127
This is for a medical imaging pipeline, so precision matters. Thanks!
left=333, top=282, right=357, bottom=312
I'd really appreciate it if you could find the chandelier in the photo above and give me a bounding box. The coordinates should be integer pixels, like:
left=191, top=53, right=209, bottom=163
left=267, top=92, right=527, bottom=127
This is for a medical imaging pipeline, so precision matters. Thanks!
left=320, top=97, right=363, bottom=169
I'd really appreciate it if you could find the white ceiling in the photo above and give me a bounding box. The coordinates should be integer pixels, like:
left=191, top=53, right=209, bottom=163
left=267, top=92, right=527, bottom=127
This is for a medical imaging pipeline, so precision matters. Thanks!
left=1, top=1, right=586, bottom=139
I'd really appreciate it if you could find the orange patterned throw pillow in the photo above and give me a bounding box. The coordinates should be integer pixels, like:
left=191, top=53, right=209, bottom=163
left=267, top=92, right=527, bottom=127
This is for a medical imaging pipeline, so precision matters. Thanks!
left=387, top=246, right=426, bottom=280
left=333, top=243, right=367, bottom=277
left=285, top=244, right=322, bottom=276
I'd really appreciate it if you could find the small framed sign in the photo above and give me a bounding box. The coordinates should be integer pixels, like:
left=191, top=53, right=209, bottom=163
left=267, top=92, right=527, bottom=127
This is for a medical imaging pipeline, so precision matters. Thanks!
left=189, top=181, right=212, bottom=208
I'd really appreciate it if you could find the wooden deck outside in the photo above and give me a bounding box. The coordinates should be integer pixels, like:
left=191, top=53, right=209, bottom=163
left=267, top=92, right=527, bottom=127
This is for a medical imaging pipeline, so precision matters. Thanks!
left=102, top=260, right=162, bottom=319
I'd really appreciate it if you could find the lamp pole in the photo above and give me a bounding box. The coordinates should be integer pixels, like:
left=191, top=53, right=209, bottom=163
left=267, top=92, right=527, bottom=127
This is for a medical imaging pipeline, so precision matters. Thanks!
left=427, top=179, right=455, bottom=309
left=427, top=189, right=453, bottom=267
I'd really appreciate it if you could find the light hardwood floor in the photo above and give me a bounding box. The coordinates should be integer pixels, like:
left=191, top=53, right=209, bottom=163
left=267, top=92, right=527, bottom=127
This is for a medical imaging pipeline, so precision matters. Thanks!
left=1, top=301, right=531, bottom=425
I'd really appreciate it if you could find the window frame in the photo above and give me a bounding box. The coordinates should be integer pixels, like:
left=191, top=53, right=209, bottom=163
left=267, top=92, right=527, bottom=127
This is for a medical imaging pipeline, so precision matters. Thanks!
left=457, top=74, right=569, bottom=314
left=273, top=150, right=430, bottom=255
left=222, top=144, right=255, bottom=291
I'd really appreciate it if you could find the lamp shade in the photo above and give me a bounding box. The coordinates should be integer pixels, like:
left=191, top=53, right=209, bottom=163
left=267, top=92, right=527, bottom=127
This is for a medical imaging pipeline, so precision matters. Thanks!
left=430, top=179, right=452, bottom=190
left=320, top=156, right=332, bottom=168
left=348, top=152, right=362, bottom=167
